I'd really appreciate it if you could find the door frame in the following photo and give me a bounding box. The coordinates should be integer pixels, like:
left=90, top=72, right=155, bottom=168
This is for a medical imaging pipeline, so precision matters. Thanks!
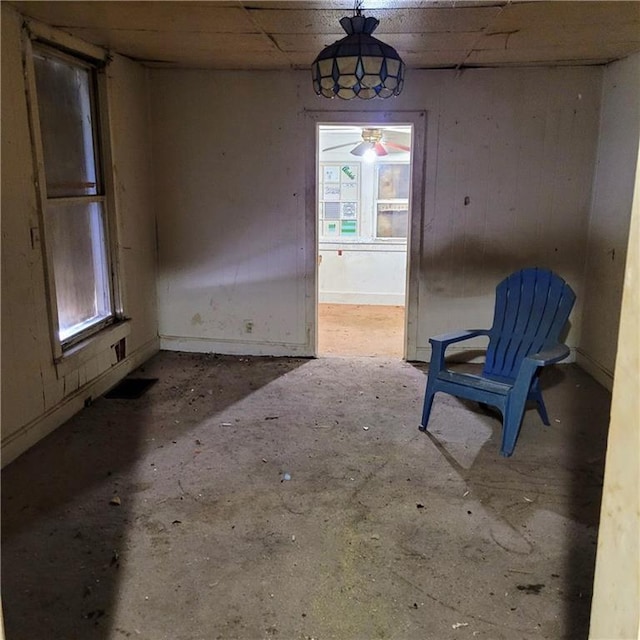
left=304, top=109, right=427, bottom=359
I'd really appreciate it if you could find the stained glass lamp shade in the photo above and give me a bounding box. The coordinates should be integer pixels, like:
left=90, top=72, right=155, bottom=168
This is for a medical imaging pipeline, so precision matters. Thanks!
left=312, top=14, right=405, bottom=100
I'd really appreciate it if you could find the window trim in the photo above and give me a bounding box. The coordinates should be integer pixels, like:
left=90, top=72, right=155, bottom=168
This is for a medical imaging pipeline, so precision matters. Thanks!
left=374, top=161, right=410, bottom=240
left=23, top=29, right=125, bottom=363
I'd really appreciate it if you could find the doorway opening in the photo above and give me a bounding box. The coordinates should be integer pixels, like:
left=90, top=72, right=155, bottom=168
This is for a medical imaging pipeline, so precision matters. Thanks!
left=316, top=123, right=413, bottom=357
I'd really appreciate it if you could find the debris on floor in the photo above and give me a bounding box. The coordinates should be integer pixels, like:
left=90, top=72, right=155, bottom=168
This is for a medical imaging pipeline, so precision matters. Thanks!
left=0, top=353, right=610, bottom=640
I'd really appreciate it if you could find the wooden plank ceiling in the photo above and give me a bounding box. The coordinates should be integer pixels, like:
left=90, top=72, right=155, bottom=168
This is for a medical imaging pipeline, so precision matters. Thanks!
left=9, top=1, right=640, bottom=69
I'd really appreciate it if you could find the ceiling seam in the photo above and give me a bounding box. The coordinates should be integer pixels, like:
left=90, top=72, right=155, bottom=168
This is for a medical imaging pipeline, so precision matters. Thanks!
left=456, top=0, right=510, bottom=72
left=239, top=1, right=296, bottom=69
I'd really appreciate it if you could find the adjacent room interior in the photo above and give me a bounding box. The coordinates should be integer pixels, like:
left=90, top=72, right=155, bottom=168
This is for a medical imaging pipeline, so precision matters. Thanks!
left=317, top=124, right=411, bottom=357
left=1, top=1, right=639, bottom=639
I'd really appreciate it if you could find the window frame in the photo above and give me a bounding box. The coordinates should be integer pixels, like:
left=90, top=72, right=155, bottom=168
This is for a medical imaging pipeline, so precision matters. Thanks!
left=23, top=29, right=125, bottom=363
left=374, top=161, right=411, bottom=241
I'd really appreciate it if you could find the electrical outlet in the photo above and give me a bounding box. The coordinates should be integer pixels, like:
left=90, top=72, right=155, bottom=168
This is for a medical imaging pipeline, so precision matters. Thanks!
left=244, top=320, right=254, bottom=334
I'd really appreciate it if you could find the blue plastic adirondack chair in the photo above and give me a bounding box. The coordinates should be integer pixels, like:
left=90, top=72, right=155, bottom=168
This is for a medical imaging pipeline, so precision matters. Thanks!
left=419, top=268, right=576, bottom=457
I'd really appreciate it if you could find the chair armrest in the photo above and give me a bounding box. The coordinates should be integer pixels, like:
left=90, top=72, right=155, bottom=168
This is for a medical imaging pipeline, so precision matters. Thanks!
left=510, top=344, right=571, bottom=403
left=428, top=329, right=490, bottom=373
left=429, top=329, right=490, bottom=347
left=526, top=344, right=571, bottom=366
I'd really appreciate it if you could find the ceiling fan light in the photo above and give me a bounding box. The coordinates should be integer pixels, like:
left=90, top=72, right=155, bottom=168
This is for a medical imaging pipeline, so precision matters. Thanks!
left=350, top=141, right=374, bottom=156
left=311, top=12, right=405, bottom=100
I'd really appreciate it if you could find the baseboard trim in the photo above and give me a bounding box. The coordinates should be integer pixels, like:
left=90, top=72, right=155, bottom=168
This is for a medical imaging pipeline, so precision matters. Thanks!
left=160, top=335, right=313, bottom=357
left=1, top=337, right=160, bottom=468
left=319, top=293, right=405, bottom=305
left=575, top=349, right=614, bottom=391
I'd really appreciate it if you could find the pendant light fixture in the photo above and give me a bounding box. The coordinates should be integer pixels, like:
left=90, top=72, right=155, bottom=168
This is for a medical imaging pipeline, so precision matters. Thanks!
left=311, top=3, right=405, bottom=100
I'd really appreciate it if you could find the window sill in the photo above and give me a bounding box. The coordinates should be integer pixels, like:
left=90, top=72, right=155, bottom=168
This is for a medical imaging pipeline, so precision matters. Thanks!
left=54, top=320, right=131, bottom=378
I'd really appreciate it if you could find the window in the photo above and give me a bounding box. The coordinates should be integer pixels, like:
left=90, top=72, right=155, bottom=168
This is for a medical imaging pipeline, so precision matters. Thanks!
left=375, top=163, right=410, bottom=239
left=31, top=44, right=116, bottom=350
left=317, top=160, right=410, bottom=243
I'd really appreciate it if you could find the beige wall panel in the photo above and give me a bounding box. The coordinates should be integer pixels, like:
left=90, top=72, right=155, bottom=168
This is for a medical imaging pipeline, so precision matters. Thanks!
left=106, top=56, right=158, bottom=351
left=151, top=66, right=601, bottom=361
left=83, top=359, right=99, bottom=385
left=1, top=5, right=50, bottom=430
left=414, top=68, right=599, bottom=353
left=580, top=54, right=640, bottom=387
left=1, top=5, right=159, bottom=465
left=589, top=91, right=640, bottom=637
left=152, top=70, right=308, bottom=355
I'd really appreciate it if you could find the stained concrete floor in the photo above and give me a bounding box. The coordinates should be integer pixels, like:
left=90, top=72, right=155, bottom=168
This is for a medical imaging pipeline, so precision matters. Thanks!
left=1, top=353, right=610, bottom=640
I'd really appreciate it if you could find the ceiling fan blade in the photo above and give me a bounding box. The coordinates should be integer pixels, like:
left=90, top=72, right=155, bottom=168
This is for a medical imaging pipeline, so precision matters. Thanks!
left=351, top=141, right=388, bottom=157
left=373, top=142, right=388, bottom=156
left=350, top=141, right=374, bottom=156
left=322, top=140, right=361, bottom=152
left=384, top=141, right=411, bottom=152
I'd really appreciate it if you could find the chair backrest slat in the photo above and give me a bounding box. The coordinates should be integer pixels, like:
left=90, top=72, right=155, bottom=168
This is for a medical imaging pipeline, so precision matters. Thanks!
left=484, top=268, right=575, bottom=381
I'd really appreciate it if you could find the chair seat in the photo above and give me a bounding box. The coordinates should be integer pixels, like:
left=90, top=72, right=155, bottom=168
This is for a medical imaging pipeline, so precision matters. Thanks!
left=437, top=371, right=512, bottom=395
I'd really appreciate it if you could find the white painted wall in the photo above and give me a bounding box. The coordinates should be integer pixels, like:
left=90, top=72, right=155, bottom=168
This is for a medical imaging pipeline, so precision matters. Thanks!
left=0, top=6, right=159, bottom=466
left=151, top=66, right=602, bottom=359
left=578, top=53, right=640, bottom=390
left=319, top=243, right=406, bottom=305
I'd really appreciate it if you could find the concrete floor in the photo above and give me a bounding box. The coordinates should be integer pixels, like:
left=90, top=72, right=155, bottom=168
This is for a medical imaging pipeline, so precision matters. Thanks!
left=1, top=353, right=610, bottom=640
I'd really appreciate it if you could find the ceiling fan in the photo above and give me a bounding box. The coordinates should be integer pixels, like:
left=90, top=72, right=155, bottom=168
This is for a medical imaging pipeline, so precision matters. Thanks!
left=322, top=127, right=411, bottom=157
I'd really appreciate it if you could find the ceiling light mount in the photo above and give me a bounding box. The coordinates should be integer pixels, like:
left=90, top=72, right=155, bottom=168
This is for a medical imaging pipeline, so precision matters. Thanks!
left=350, top=128, right=387, bottom=157
left=311, top=5, right=405, bottom=100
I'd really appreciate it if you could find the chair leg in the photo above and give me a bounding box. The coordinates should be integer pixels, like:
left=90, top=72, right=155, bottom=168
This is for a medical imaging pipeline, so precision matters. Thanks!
left=529, top=376, right=550, bottom=425
left=500, top=394, right=528, bottom=457
left=532, top=390, right=550, bottom=426
left=419, top=381, right=437, bottom=432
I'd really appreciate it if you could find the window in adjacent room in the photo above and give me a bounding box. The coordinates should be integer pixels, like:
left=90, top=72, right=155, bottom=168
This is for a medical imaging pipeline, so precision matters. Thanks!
left=30, top=44, right=117, bottom=352
left=375, top=163, right=410, bottom=239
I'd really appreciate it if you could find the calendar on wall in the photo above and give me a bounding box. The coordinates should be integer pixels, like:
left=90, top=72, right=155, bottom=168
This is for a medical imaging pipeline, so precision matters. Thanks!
left=318, top=163, right=360, bottom=239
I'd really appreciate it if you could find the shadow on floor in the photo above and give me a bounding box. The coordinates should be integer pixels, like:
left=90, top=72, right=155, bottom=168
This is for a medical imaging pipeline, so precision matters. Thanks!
left=412, top=361, right=610, bottom=638
left=3, top=355, right=610, bottom=640
left=1, top=352, right=307, bottom=640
